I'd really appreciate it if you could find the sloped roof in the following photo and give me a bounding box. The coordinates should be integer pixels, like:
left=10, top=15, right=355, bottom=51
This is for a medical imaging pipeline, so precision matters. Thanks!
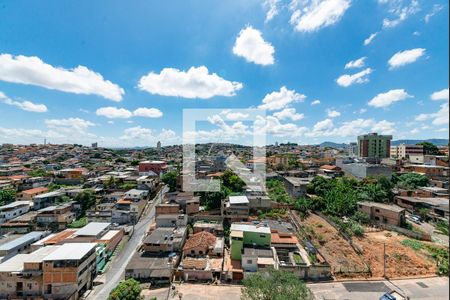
left=183, top=231, right=216, bottom=251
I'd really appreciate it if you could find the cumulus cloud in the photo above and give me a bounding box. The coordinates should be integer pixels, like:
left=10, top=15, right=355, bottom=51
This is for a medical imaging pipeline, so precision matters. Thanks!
left=258, top=86, right=306, bottom=111
left=0, top=54, right=124, bottom=101
left=232, top=26, right=275, bottom=65
left=311, top=100, right=321, bottom=105
left=388, top=48, right=426, bottom=69
left=430, top=88, right=449, bottom=101
left=336, top=68, right=372, bottom=87
left=345, top=57, right=366, bottom=69
left=96, top=107, right=133, bottom=119
left=221, top=111, right=250, bottom=121
left=327, top=109, right=341, bottom=118
left=368, top=89, right=412, bottom=108
left=290, top=0, right=351, bottom=32
left=306, top=118, right=396, bottom=138
left=133, top=107, right=163, bottom=118
left=313, top=118, right=334, bottom=132
left=0, top=91, right=47, bottom=113
left=120, top=126, right=178, bottom=144
left=381, top=0, right=420, bottom=29
left=138, top=66, right=242, bottom=99
left=273, top=108, right=304, bottom=121
left=255, top=115, right=307, bottom=137
left=364, top=32, right=378, bottom=45
left=96, top=106, right=163, bottom=119
left=415, top=103, right=449, bottom=126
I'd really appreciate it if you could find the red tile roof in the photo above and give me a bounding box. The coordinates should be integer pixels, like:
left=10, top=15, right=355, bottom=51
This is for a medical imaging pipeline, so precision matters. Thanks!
left=183, top=231, right=216, bottom=252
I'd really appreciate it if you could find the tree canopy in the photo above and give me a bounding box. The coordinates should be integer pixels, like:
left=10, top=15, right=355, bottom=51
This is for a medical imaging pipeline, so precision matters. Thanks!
left=0, top=189, right=15, bottom=206
left=74, top=190, right=96, bottom=215
left=394, top=173, right=429, bottom=189
left=222, top=170, right=245, bottom=192
left=108, top=278, right=142, bottom=300
left=162, top=171, right=178, bottom=192
left=241, top=269, right=312, bottom=300
left=416, top=142, right=440, bottom=155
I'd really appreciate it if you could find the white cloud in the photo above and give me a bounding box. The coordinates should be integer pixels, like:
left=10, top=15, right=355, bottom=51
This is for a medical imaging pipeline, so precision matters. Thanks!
left=0, top=91, right=47, bottom=113
left=121, top=126, right=153, bottom=140
left=368, top=89, right=412, bottom=108
left=222, top=111, right=250, bottom=121
left=96, top=106, right=163, bottom=119
left=232, top=26, right=275, bottom=65
left=414, top=103, right=449, bottom=126
left=255, top=115, right=307, bottom=137
left=327, top=109, right=341, bottom=118
left=344, top=57, right=366, bottom=69
left=289, top=0, right=351, bottom=32
left=273, top=108, right=304, bottom=121
left=96, top=107, right=133, bottom=119
left=258, top=86, right=306, bottom=111
left=264, top=0, right=280, bottom=22
left=311, top=99, right=321, bottom=105
left=430, top=88, right=449, bottom=101
left=0, top=54, right=124, bottom=101
left=357, top=108, right=367, bottom=114
left=424, top=4, right=444, bottom=23
left=388, top=48, right=426, bottom=69
left=313, top=118, right=334, bottom=131
left=364, top=32, right=378, bottom=45
left=133, top=107, right=163, bottom=118
left=138, top=66, right=242, bottom=99
left=336, top=68, right=372, bottom=87
left=305, top=118, right=396, bottom=138
left=381, top=0, right=420, bottom=29
left=44, top=117, right=96, bottom=139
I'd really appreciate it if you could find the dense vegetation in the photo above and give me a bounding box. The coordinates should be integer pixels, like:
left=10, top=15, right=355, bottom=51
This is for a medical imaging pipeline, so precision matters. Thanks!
left=198, top=170, right=245, bottom=210
left=74, top=190, right=96, bottom=215
left=0, top=189, right=16, bottom=206
left=108, top=278, right=142, bottom=300
left=401, top=239, right=449, bottom=276
left=162, top=171, right=178, bottom=192
left=266, top=179, right=294, bottom=204
left=392, top=173, right=429, bottom=189
left=241, top=269, right=312, bottom=300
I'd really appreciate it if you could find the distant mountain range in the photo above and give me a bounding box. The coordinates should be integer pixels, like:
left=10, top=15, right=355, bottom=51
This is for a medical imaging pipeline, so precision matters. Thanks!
left=319, top=139, right=449, bottom=149
left=391, top=139, right=449, bottom=146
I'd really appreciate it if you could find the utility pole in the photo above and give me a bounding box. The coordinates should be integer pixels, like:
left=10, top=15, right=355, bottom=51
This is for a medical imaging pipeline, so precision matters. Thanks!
left=383, top=242, right=386, bottom=278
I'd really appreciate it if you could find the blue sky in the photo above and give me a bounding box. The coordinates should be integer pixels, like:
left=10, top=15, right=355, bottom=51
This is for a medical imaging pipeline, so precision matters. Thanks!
left=0, top=0, right=448, bottom=147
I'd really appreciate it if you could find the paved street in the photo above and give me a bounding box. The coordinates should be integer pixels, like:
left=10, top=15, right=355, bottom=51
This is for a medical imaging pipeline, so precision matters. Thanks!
left=308, top=277, right=449, bottom=300
left=85, top=185, right=168, bottom=300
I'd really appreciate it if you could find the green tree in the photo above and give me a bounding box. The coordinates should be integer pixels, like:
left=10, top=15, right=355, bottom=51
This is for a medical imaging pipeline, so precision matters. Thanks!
left=74, top=190, right=96, bottom=215
left=130, top=160, right=140, bottom=166
left=162, top=171, right=178, bottom=192
left=417, top=142, right=440, bottom=155
left=397, top=173, right=429, bottom=189
left=108, top=278, right=142, bottom=300
left=199, top=188, right=229, bottom=210
left=222, top=170, right=245, bottom=192
left=418, top=208, right=430, bottom=221
left=27, top=169, right=51, bottom=177
left=359, top=183, right=388, bottom=203
left=241, top=269, right=312, bottom=300
left=115, top=157, right=127, bottom=164
left=323, top=178, right=359, bottom=217
left=0, top=189, right=16, bottom=206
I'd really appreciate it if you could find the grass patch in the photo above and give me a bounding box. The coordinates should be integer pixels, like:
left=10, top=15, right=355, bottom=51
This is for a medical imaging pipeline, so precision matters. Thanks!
left=401, top=239, right=424, bottom=251
left=435, top=220, right=449, bottom=236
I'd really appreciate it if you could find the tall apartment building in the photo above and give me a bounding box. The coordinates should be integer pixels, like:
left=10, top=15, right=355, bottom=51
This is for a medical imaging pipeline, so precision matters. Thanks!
left=357, top=133, right=392, bottom=159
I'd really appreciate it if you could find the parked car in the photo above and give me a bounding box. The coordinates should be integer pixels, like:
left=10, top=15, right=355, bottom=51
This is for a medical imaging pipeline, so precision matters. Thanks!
left=409, top=215, right=421, bottom=224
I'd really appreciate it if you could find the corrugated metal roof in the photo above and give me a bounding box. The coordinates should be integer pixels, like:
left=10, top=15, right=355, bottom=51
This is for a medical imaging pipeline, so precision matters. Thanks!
left=75, top=222, right=110, bottom=237
left=43, top=243, right=96, bottom=261
left=0, top=231, right=48, bottom=251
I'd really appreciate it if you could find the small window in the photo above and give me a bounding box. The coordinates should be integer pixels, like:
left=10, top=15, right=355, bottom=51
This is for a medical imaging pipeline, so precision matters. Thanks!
left=375, top=209, right=380, bottom=213
left=247, top=259, right=252, bottom=264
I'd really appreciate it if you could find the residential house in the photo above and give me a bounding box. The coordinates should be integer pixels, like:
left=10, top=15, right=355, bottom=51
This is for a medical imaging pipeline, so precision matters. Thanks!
left=357, top=201, right=406, bottom=226
left=222, top=196, right=250, bottom=222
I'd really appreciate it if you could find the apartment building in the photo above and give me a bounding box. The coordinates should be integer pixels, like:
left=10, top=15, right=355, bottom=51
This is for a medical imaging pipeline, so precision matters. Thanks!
left=16, top=187, right=49, bottom=201
left=390, top=144, right=424, bottom=161
left=357, top=133, right=392, bottom=159
left=221, top=196, right=250, bottom=222
left=138, top=160, right=167, bottom=175
left=42, top=243, right=97, bottom=299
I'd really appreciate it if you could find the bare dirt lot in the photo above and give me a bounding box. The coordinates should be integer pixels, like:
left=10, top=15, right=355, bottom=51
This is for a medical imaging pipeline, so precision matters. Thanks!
left=353, top=230, right=437, bottom=278
left=301, top=213, right=369, bottom=278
